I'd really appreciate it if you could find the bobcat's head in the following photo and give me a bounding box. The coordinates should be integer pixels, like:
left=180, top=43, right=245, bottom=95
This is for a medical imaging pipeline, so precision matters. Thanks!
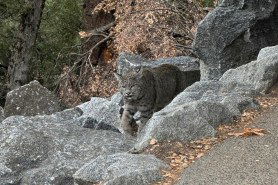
left=114, top=68, right=145, bottom=101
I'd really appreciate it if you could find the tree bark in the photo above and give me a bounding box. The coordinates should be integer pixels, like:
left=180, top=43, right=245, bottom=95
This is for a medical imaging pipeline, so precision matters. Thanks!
left=7, top=0, right=45, bottom=90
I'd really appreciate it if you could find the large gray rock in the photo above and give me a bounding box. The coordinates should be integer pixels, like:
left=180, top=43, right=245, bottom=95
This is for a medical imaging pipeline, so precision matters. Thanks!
left=220, top=45, right=278, bottom=93
left=0, top=106, right=4, bottom=122
left=0, top=111, right=134, bottom=185
left=133, top=100, right=233, bottom=151
left=4, top=80, right=63, bottom=117
left=194, top=0, right=278, bottom=80
left=73, top=153, right=169, bottom=185
left=133, top=80, right=260, bottom=151
left=117, top=52, right=200, bottom=75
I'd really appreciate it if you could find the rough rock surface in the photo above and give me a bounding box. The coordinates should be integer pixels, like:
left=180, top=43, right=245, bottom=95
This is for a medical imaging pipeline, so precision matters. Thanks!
left=220, top=94, right=259, bottom=117
left=73, top=153, right=169, bottom=185
left=77, top=94, right=122, bottom=130
left=110, top=92, right=124, bottom=106
left=0, top=106, right=4, bottom=122
left=194, top=0, right=278, bottom=80
left=0, top=111, right=134, bottom=185
left=4, top=80, right=63, bottom=117
left=220, top=45, right=278, bottom=93
left=117, top=52, right=200, bottom=76
left=257, top=44, right=278, bottom=60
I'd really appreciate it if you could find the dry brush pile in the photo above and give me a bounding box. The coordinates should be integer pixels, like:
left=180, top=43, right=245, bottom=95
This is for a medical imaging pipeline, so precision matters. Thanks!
left=59, top=0, right=207, bottom=106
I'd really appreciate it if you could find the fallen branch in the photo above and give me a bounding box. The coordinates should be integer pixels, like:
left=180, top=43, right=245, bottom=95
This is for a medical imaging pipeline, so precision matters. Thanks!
left=175, top=44, right=193, bottom=50
left=88, top=33, right=112, bottom=53
left=130, top=8, right=172, bottom=14
left=79, top=22, right=115, bottom=38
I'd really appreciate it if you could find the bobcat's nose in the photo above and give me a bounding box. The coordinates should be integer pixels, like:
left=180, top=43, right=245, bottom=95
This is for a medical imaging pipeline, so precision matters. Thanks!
left=125, top=91, right=132, bottom=96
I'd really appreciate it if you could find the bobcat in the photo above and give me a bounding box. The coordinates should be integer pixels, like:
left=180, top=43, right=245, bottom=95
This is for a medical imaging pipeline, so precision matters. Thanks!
left=115, top=64, right=199, bottom=136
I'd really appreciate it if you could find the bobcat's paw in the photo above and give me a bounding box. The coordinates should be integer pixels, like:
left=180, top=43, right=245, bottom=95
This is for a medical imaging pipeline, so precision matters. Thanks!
left=120, top=126, right=137, bottom=137
left=127, top=146, right=142, bottom=154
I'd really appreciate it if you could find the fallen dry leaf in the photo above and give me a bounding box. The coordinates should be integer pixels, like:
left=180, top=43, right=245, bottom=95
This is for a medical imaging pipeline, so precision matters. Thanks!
left=78, top=31, right=92, bottom=38
left=162, top=170, right=179, bottom=180
left=228, top=128, right=267, bottom=137
left=150, top=138, right=158, bottom=145
left=188, top=155, right=195, bottom=160
left=196, top=153, right=205, bottom=159
left=204, top=145, right=211, bottom=150
left=172, top=157, right=184, bottom=164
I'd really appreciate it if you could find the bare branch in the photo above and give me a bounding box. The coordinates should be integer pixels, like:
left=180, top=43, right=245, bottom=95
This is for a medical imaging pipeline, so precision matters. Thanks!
left=89, top=33, right=112, bottom=53
left=130, top=8, right=172, bottom=14
left=175, top=44, right=193, bottom=50
left=79, top=22, right=115, bottom=38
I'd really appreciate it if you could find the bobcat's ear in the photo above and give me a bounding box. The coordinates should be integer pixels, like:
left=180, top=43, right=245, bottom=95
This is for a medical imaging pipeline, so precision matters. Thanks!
left=114, top=72, right=123, bottom=82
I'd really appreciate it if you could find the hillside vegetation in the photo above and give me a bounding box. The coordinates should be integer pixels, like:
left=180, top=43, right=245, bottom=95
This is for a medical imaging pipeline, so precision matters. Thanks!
left=0, top=0, right=217, bottom=106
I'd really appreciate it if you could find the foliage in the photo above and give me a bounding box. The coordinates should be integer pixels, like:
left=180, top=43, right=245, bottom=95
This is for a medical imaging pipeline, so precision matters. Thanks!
left=0, top=0, right=33, bottom=19
left=203, top=0, right=220, bottom=7
left=0, top=0, right=23, bottom=66
left=31, top=0, right=83, bottom=89
left=0, top=0, right=38, bottom=66
left=204, top=0, right=214, bottom=7
left=0, top=19, right=15, bottom=66
left=0, top=0, right=83, bottom=90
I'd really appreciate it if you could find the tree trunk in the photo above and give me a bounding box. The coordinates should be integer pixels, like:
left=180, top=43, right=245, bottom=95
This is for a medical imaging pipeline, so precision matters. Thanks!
left=7, top=0, right=45, bottom=90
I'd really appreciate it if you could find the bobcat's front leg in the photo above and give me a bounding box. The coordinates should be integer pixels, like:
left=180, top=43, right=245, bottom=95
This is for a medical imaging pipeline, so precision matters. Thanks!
left=121, top=104, right=137, bottom=136
left=137, top=108, right=153, bottom=133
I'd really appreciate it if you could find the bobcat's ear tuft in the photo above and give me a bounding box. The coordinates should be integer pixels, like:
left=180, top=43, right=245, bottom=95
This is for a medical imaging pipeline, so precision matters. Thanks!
left=114, top=72, right=123, bottom=82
